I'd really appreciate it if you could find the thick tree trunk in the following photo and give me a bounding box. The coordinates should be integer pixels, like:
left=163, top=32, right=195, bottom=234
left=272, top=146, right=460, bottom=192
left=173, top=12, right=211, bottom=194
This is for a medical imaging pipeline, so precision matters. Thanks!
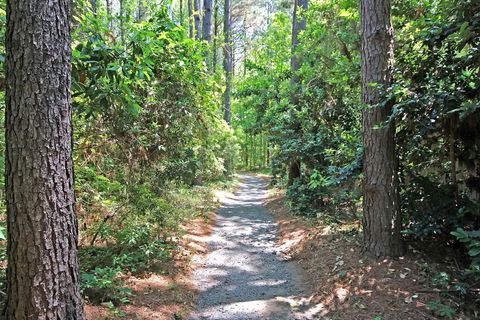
left=223, top=0, right=232, bottom=124
left=193, top=0, right=202, bottom=40
left=287, top=0, right=308, bottom=186
left=360, top=0, right=404, bottom=258
left=4, top=0, right=85, bottom=319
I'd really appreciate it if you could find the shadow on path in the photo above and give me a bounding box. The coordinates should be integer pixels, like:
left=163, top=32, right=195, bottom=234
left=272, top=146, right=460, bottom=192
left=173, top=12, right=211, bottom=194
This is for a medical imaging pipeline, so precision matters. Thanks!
left=189, top=175, right=319, bottom=320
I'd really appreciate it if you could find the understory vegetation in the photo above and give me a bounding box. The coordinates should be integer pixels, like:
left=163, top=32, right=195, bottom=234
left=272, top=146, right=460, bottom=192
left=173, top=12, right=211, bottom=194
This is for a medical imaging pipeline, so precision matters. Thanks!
left=0, top=0, right=479, bottom=318
left=0, top=0, right=237, bottom=312
left=234, top=0, right=480, bottom=317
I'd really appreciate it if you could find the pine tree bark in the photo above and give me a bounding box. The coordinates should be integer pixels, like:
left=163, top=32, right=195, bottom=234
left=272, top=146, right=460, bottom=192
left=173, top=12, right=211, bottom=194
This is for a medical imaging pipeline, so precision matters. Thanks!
left=360, top=0, right=404, bottom=258
left=287, top=0, right=308, bottom=186
left=223, top=0, right=232, bottom=124
left=4, top=0, right=85, bottom=318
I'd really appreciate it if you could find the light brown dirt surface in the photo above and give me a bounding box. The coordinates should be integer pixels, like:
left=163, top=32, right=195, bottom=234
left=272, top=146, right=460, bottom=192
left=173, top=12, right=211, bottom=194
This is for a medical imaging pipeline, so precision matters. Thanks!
left=85, top=211, right=218, bottom=320
left=264, top=188, right=459, bottom=320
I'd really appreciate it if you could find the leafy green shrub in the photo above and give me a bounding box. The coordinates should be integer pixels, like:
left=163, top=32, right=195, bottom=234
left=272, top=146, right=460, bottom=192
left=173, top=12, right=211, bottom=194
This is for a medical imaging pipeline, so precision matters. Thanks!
left=81, top=267, right=132, bottom=305
left=451, top=228, right=480, bottom=281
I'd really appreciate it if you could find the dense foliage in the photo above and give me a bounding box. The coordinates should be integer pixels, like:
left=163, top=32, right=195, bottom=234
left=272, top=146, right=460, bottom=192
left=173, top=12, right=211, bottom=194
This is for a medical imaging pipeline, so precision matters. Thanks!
left=0, top=0, right=479, bottom=316
left=0, top=0, right=238, bottom=306
left=235, top=0, right=479, bottom=313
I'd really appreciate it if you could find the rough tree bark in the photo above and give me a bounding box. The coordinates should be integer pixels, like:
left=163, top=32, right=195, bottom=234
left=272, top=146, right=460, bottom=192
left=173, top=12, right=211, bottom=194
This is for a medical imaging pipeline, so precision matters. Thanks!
left=360, top=0, right=404, bottom=258
left=287, top=0, right=308, bottom=186
left=4, top=0, right=85, bottom=319
left=223, top=0, right=232, bottom=124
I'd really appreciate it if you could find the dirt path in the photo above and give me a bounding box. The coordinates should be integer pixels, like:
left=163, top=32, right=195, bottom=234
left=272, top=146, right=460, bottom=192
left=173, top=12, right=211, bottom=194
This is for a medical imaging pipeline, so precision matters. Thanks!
left=189, top=175, right=315, bottom=320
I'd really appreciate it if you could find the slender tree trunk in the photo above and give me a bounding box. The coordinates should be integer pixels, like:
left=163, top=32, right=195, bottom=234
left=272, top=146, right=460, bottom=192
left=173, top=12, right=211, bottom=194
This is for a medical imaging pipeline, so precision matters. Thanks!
left=136, top=0, right=145, bottom=22
left=202, top=0, right=213, bottom=42
left=291, top=0, right=307, bottom=81
left=4, top=0, right=85, bottom=318
left=180, top=0, right=184, bottom=26
left=213, top=0, right=219, bottom=73
left=223, top=0, right=232, bottom=124
left=449, top=115, right=458, bottom=203
left=194, top=0, right=202, bottom=40
left=287, top=0, right=308, bottom=186
left=120, top=0, right=125, bottom=43
left=188, top=0, right=194, bottom=38
left=243, top=15, right=248, bottom=76
left=203, top=0, right=213, bottom=68
left=361, top=0, right=404, bottom=258
left=106, top=0, right=111, bottom=16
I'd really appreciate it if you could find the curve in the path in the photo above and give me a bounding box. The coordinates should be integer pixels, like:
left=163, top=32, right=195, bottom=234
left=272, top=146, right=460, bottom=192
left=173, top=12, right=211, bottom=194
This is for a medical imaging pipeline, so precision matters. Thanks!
left=189, top=175, right=317, bottom=320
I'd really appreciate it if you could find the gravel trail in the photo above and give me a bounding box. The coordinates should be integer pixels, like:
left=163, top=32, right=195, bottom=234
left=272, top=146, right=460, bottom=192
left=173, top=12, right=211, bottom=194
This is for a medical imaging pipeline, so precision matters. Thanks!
left=189, top=175, right=316, bottom=320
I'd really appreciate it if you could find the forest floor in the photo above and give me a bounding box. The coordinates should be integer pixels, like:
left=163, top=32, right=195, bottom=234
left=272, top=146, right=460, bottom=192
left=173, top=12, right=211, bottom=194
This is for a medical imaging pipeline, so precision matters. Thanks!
left=84, top=187, right=227, bottom=320
left=265, top=188, right=467, bottom=320
left=85, top=174, right=469, bottom=320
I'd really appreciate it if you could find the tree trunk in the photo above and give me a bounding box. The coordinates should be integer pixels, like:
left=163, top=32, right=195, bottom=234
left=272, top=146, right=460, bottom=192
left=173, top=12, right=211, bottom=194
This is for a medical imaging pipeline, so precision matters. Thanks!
left=4, top=0, right=85, bottom=318
left=360, top=0, right=404, bottom=258
left=287, top=161, right=301, bottom=186
left=291, top=0, right=307, bottom=82
left=136, top=0, right=145, bottom=22
left=193, top=0, right=202, bottom=40
left=203, top=0, right=213, bottom=68
left=213, top=0, right=219, bottom=73
left=202, top=0, right=213, bottom=42
left=223, top=0, right=232, bottom=124
left=188, top=0, right=194, bottom=38
left=120, top=0, right=125, bottom=43
left=180, top=0, right=184, bottom=26
left=287, top=0, right=308, bottom=186
left=243, top=15, right=248, bottom=76
left=449, top=115, right=458, bottom=203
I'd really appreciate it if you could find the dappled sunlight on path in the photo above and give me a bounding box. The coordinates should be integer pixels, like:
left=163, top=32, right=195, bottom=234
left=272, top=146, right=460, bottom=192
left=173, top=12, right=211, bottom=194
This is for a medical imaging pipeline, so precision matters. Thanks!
left=189, top=175, right=322, bottom=320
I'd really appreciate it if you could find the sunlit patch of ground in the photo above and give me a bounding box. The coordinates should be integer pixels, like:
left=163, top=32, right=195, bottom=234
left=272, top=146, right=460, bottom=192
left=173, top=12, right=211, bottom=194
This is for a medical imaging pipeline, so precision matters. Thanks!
left=85, top=208, right=220, bottom=320
left=84, top=182, right=243, bottom=320
left=264, top=188, right=457, bottom=320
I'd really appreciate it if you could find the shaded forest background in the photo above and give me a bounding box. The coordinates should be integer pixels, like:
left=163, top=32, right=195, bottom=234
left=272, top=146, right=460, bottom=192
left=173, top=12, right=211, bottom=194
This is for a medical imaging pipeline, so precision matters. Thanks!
left=0, top=0, right=479, bottom=318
